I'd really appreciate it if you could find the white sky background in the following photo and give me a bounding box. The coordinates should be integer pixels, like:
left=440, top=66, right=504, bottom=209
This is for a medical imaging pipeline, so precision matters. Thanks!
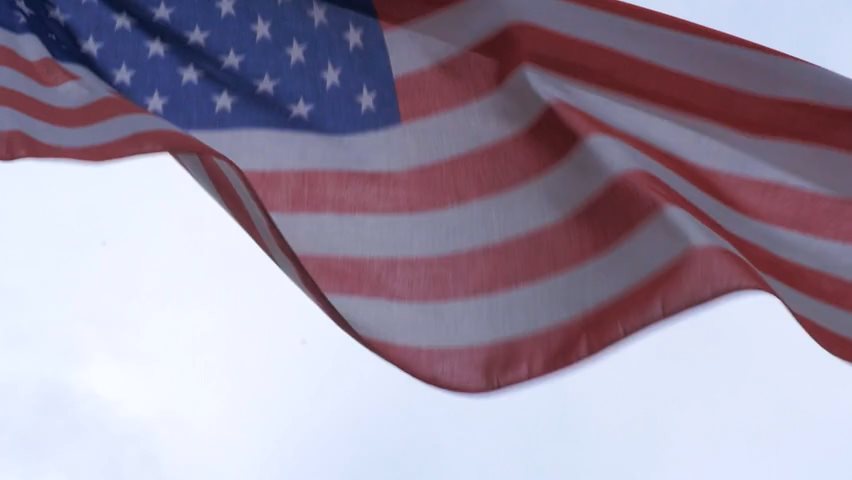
left=2, top=1, right=852, bottom=479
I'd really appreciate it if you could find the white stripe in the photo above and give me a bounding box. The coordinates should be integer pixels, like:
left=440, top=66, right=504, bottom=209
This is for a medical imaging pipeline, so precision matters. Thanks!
left=203, top=67, right=852, bottom=198
left=273, top=145, right=586, bottom=257
left=0, top=66, right=112, bottom=107
left=193, top=77, right=544, bottom=172
left=384, top=0, right=852, bottom=108
left=174, top=154, right=226, bottom=208
left=766, top=279, right=852, bottom=340
left=213, top=158, right=307, bottom=293
left=328, top=206, right=852, bottom=348
left=0, top=27, right=119, bottom=94
left=178, top=155, right=309, bottom=293
left=0, top=107, right=182, bottom=147
left=0, top=28, right=53, bottom=62
left=523, top=68, right=852, bottom=197
left=275, top=133, right=852, bottom=287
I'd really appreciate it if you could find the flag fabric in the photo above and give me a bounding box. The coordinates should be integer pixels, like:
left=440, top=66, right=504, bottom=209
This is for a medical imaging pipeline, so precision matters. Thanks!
left=3, top=0, right=852, bottom=392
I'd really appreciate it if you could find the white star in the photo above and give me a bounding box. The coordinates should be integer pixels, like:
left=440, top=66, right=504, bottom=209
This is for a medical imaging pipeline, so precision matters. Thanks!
left=356, top=84, right=376, bottom=114
left=285, top=38, right=306, bottom=66
left=113, top=12, right=133, bottom=31
left=48, top=6, right=70, bottom=24
left=112, top=62, right=135, bottom=86
left=178, top=63, right=202, bottom=85
left=151, top=1, right=174, bottom=22
left=306, top=1, right=327, bottom=27
left=186, top=25, right=210, bottom=46
left=212, top=90, right=236, bottom=113
left=343, top=22, right=363, bottom=51
left=145, top=89, right=168, bottom=114
left=219, top=48, right=245, bottom=70
left=277, top=0, right=290, bottom=4
left=146, top=37, right=168, bottom=58
left=80, top=35, right=103, bottom=57
left=321, top=61, right=341, bottom=90
left=288, top=97, right=314, bottom=119
left=215, top=0, right=236, bottom=18
left=14, top=0, right=33, bottom=16
left=81, top=0, right=95, bottom=4
left=14, top=11, right=25, bottom=24
left=251, top=15, right=272, bottom=42
left=254, top=73, right=279, bottom=95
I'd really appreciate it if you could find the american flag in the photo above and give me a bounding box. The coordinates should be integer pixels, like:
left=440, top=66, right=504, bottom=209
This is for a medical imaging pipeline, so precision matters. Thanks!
left=3, top=0, right=852, bottom=392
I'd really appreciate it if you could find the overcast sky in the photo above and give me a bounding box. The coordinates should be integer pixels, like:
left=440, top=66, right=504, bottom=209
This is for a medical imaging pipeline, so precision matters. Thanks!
left=2, top=2, right=852, bottom=479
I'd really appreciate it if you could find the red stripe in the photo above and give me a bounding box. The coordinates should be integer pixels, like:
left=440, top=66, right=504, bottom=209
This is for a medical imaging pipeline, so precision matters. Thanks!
left=252, top=100, right=852, bottom=244
left=364, top=247, right=771, bottom=393
left=574, top=103, right=852, bottom=244
left=1, top=87, right=144, bottom=126
left=395, top=42, right=497, bottom=121
left=203, top=157, right=270, bottom=251
left=301, top=162, right=852, bottom=306
left=567, top=0, right=796, bottom=60
left=373, top=0, right=464, bottom=27
left=367, top=248, right=852, bottom=393
left=303, top=172, right=661, bottom=300
left=376, top=0, right=793, bottom=59
left=395, top=24, right=852, bottom=152
left=247, top=108, right=577, bottom=213
left=154, top=153, right=356, bottom=342
left=0, top=45, right=77, bottom=86
left=798, top=316, right=852, bottom=364
left=197, top=156, right=366, bottom=342
left=0, top=130, right=216, bottom=161
left=629, top=133, right=852, bottom=244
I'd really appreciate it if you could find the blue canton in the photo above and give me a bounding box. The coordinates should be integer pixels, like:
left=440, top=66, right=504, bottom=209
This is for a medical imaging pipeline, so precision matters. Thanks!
left=2, top=0, right=401, bottom=133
